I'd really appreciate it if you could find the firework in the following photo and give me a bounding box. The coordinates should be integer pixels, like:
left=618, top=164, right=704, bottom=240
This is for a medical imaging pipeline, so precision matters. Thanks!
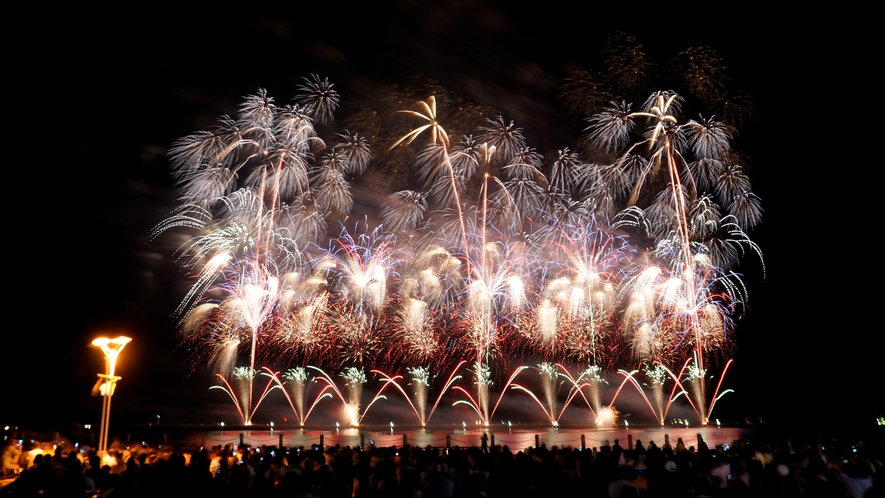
left=158, top=47, right=761, bottom=426
left=296, top=74, right=340, bottom=125
left=371, top=363, right=465, bottom=427
left=665, top=46, right=729, bottom=106
left=381, top=190, right=427, bottom=233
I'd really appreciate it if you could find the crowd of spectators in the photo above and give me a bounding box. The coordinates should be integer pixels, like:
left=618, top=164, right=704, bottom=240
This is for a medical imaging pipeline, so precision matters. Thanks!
left=1, top=430, right=881, bottom=497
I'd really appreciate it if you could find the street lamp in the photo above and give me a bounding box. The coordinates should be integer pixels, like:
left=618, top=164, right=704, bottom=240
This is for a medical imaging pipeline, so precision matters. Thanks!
left=92, top=336, right=131, bottom=456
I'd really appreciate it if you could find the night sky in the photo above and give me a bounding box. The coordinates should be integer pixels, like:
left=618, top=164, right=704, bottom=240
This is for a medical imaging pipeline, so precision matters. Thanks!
left=7, top=6, right=879, bottom=431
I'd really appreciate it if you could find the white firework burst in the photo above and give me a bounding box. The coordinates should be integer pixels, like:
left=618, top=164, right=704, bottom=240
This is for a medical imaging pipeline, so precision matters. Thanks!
left=238, top=88, right=277, bottom=131
left=381, top=190, right=428, bottom=233
left=685, top=116, right=731, bottom=161
left=477, top=116, right=526, bottom=166
left=714, top=163, right=752, bottom=206
left=295, top=74, right=340, bottom=125
left=548, top=148, right=585, bottom=193
left=585, top=101, right=634, bottom=154
left=334, top=130, right=371, bottom=175
left=503, top=147, right=544, bottom=181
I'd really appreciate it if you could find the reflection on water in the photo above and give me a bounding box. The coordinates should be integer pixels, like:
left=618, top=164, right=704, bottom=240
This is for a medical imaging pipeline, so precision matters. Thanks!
left=198, top=425, right=753, bottom=451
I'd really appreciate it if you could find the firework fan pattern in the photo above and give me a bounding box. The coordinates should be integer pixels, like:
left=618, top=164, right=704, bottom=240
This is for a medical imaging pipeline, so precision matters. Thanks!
left=154, top=36, right=763, bottom=426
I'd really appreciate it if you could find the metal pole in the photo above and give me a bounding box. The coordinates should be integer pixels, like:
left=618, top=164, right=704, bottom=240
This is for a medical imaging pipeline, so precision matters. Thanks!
left=105, top=394, right=113, bottom=452
left=99, top=392, right=109, bottom=454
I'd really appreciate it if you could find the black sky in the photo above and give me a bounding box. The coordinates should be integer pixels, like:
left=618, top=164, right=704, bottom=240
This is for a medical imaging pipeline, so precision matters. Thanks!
left=7, top=5, right=879, bottom=430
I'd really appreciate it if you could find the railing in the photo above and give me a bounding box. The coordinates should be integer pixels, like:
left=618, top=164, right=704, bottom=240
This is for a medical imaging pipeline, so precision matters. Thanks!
left=10, top=425, right=748, bottom=456
left=195, top=430, right=618, bottom=450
